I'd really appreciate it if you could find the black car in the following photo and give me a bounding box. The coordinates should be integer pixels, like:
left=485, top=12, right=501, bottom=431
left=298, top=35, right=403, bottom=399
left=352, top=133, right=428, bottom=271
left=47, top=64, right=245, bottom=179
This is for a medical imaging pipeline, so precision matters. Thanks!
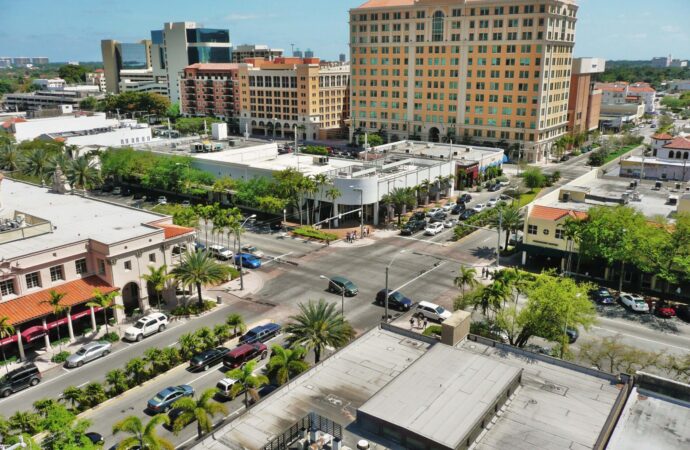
left=429, top=211, right=447, bottom=223
left=566, top=328, right=578, bottom=343
left=451, top=203, right=466, bottom=215
left=560, top=155, right=570, bottom=162
left=488, top=183, right=501, bottom=192
left=459, top=209, right=476, bottom=220
left=166, top=407, right=193, bottom=430
left=133, top=192, right=145, bottom=200
left=411, top=212, right=427, bottom=222
left=401, top=219, right=426, bottom=235
left=239, top=323, right=282, bottom=344
left=590, top=287, right=616, bottom=305
left=375, top=289, right=413, bottom=311
left=189, top=347, right=230, bottom=371
left=0, top=363, right=41, bottom=397
left=458, top=194, right=472, bottom=203
left=327, top=276, right=359, bottom=296
left=84, top=432, right=104, bottom=446
left=675, top=305, right=690, bottom=323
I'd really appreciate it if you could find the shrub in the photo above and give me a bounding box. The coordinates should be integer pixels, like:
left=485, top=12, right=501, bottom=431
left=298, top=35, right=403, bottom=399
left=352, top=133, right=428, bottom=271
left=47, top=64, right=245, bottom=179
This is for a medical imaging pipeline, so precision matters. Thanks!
left=422, top=325, right=442, bottom=337
left=0, top=355, right=18, bottom=366
left=292, top=226, right=337, bottom=242
left=51, top=351, right=71, bottom=363
left=171, top=300, right=216, bottom=316
left=103, top=332, right=120, bottom=343
left=228, top=267, right=240, bottom=280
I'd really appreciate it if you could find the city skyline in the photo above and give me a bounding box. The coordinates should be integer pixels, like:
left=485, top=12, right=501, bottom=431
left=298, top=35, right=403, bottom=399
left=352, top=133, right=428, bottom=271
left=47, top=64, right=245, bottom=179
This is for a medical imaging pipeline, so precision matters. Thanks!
left=0, top=0, right=688, bottom=62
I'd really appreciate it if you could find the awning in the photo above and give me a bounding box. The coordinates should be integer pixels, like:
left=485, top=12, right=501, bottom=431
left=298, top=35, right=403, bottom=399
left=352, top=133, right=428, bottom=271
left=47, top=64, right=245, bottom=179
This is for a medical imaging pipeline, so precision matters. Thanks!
left=0, top=276, right=118, bottom=326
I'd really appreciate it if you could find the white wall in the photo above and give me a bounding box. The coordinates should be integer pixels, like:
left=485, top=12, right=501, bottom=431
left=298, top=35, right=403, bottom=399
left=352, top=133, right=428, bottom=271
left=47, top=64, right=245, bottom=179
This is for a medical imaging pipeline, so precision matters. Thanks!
left=65, top=126, right=153, bottom=148
left=13, top=113, right=115, bottom=142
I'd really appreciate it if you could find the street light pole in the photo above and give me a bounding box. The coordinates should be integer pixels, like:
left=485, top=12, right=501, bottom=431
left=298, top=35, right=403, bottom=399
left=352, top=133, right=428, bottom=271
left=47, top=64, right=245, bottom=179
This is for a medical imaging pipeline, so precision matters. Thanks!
left=351, top=187, right=364, bottom=237
left=384, top=250, right=406, bottom=323
left=237, top=214, right=256, bottom=290
left=320, top=275, right=344, bottom=316
left=495, top=209, right=503, bottom=269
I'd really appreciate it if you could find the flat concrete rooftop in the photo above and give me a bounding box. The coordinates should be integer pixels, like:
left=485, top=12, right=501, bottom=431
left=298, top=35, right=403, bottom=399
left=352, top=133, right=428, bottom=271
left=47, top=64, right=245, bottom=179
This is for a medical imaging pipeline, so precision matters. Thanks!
left=0, top=179, right=166, bottom=259
left=607, top=387, right=690, bottom=450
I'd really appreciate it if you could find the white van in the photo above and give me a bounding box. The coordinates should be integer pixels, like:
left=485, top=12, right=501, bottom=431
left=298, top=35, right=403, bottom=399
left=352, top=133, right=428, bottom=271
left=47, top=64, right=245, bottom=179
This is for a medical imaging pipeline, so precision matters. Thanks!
left=208, top=245, right=233, bottom=261
left=415, top=301, right=452, bottom=322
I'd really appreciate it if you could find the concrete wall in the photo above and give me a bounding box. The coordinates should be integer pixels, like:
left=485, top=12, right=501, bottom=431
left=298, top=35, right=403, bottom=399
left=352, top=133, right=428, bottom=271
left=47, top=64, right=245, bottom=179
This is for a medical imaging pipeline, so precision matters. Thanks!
left=65, top=126, right=153, bottom=148
left=13, top=113, right=115, bottom=142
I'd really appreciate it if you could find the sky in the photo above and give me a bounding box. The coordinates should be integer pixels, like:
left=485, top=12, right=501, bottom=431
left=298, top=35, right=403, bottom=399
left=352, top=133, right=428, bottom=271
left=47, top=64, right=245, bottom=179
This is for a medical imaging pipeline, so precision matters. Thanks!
left=0, top=0, right=689, bottom=62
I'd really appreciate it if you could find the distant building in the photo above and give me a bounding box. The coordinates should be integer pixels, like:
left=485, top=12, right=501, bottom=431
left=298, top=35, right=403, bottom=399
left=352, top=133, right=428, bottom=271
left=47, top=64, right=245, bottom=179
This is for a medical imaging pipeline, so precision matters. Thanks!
left=180, top=63, right=240, bottom=120
left=32, top=78, right=66, bottom=91
left=0, top=57, right=12, bottom=68
left=231, top=44, right=283, bottom=63
left=304, top=48, right=314, bottom=58
left=150, top=22, right=233, bottom=104
left=567, top=58, right=605, bottom=135
left=670, top=59, right=688, bottom=68
left=2, top=86, right=102, bottom=113
left=12, top=57, right=31, bottom=66
left=100, top=39, right=167, bottom=96
left=86, top=70, right=107, bottom=92
left=595, top=81, right=656, bottom=114
left=620, top=134, right=690, bottom=182
left=669, top=80, right=690, bottom=92
left=31, top=57, right=49, bottom=65
left=651, top=56, right=671, bottom=68
left=339, top=53, right=346, bottom=63
left=292, top=48, right=303, bottom=58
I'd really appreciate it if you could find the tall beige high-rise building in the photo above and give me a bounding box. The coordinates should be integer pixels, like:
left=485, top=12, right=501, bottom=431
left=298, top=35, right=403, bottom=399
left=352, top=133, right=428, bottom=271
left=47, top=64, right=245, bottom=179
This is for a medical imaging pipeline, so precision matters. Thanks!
left=349, top=0, right=578, bottom=162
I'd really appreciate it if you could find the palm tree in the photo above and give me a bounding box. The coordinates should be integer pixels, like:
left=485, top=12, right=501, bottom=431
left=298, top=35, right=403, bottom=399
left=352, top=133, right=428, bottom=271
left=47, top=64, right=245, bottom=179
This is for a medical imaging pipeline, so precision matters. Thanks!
left=179, top=332, right=203, bottom=360
left=419, top=179, right=431, bottom=205
left=325, top=187, right=341, bottom=228
left=312, top=173, right=329, bottom=223
left=141, top=265, right=171, bottom=311
left=0, top=144, right=20, bottom=171
left=266, top=344, right=309, bottom=385
left=113, top=415, right=174, bottom=450
left=170, top=388, right=228, bottom=439
left=105, top=369, right=130, bottom=396
left=172, top=251, right=231, bottom=307
left=0, top=317, right=15, bottom=374
left=32, top=398, right=60, bottom=416
left=384, top=187, right=416, bottom=226
left=21, top=148, right=54, bottom=181
left=60, top=386, right=83, bottom=411
left=563, top=217, right=584, bottom=275
left=227, top=361, right=269, bottom=406
left=195, top=204, right=217, bottom=245
left=65, top=155, right=101, bottom=190
left=479, top=282, right=510, bottom=319
left=226, top=313, right=246, bottom=337
left=86, top=289, right=123, bottom=334
left=40, top=290, right=67, bottom=348
left=490, top=205, right=524, bottom=250
left=213, top=323, right=232, bottom=345
left=284, top=299, right=355, bottom=363
left=299, top=176, right=318, bottom=225
left=8, top=411, right=40, bottom=435
left=454, top=266, right=478, bottom=297
left=125, top=357, right=148, bottom=386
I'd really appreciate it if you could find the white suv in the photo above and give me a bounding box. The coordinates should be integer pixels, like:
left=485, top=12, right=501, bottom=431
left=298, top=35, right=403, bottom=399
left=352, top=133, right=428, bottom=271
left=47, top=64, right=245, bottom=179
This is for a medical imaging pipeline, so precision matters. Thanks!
left=123, top=313, right=169, bottom=341
left=619, top=293, right=650, bottom=313
left=208, top=245, right=233, bottom=261
left=415, top=301, right=452, bottom=322
left=424, top=222, right=444, bottom=236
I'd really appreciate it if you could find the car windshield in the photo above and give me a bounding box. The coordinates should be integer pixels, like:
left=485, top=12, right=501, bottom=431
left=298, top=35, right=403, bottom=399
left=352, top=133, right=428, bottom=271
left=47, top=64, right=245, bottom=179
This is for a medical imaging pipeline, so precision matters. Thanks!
left=599, top=290, right=612, bottom=297
left=152, top=395, right=165, bottom=403
left=245, top=246, right=256, bottom=252
left=634, top=299, right=646, bottom=304
left=435, top=306, right=446, bottom=314
left=133, top=321, right=145, bottom=329
left=76, top=348, right=87, bottom=355
left=344, top=281, right=355, bottom=289
left=218, top=247, right=229, bottom=253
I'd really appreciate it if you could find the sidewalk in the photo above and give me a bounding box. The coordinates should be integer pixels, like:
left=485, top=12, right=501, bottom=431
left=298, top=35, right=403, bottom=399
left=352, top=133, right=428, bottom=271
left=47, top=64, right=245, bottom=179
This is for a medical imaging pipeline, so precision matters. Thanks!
left=203, top=270, right=264, bottom=300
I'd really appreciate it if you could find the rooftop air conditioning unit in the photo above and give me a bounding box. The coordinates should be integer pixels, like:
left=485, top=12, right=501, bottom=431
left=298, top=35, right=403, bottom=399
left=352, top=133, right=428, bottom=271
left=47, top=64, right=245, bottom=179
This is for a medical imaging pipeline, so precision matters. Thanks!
left=426, top=143, right=433, bottom=149
left=313, top=156, right=329, bottom=165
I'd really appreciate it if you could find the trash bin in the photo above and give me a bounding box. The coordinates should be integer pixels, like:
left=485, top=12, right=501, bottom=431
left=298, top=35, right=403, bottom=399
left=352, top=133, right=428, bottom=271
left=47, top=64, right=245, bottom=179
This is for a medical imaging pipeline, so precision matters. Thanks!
left=217, top=295, right=222, bottom=305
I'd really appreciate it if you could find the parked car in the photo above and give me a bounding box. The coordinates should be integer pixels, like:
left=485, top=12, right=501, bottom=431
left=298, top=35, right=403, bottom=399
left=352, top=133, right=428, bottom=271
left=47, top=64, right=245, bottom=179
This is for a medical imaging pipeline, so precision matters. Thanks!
left=132, top=192, right=145, bottom=200
left=654, top=301, right=676, bottom=318
left=566, top=327, right=579, bottom=343
left=499, top=180, right=511, bottom=187
left=375, top=289, right=413, bottom=311
left=241, top=244, right=265, bottom=259
left=458, top=193, right=472, bottom=203
left=401, top=219, right=427, bottom=236
left=451, top=203, right=466, bottom=215
left=459, top=209, right=476, bottom=220
left=147, top=385, right=194, bottom=413
left=411, top=211, right=427, bottom=222
left=442, top=202, right=456, bottom=212
left=216, top=377, right=241, bottom=400
left=208, top=245, right=233, bottom=261
left=239, top=323, right=282, bottom=344
left=181, top=200, right=191, bottom=208
left=443, top=218, right=458, bottom=228
left=112, top=187, right=122, bottom=195
left=157, top=196, right=167, bottom=204
left=0, top=363, right=41, bottom=397
left=166, top=407, right=193, bottom=430
left=429, top=211, right=447, bottom=223
left=560, top=155, right=571, bottom=162
left=619, top=293, right=650, bottom=313
left=65, top=341, right=112, bottom=368
left=424, top=222, right=444, bottom=235
left=194, top=241, right=207, bottom=252
left=235, top=253, right=261, bottom=269
left=326, top=276, right=359, bottom=296
left=123, top=312, right=169, bottom=341
left=426, top=207, right=443, bottom=217
left=675, top=304, right=690, bottom=322
left=488, top=183, right=501, bottom=192
left=591, top=287, right=616, bottom=305
left=472, top=203, right=486, bottom=213
left=189, top=347, right=230, bottom=371
left=414, top=301, right=452, bottom=322
left=487, top=198, right=499, bottom=207
left=222, top=343, right=268, bottom=369
left=84, top=432, right=104, bottom=446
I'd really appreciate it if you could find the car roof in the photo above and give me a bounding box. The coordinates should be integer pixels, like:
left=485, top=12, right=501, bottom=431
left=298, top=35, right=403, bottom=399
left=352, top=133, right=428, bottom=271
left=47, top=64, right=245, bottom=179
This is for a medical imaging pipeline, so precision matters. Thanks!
left=217, top=378, right=238, bottom=387
left=418, top=300, right=440, bottom=308
left=229, top=343, right=262, bottom=356
left=82, top=341, right=106, bottom=349
left=331, top=276, right=350, bottom=284
left=158, top=386, right=178, bottom=396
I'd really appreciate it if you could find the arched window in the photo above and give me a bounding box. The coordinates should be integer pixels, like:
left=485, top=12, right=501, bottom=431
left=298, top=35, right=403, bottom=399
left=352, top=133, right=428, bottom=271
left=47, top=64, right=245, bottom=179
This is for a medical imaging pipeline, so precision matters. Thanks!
left=432, top=11, right=445, bottom=42
left=669, top=151, right=675, bottom=159
left=684, top=152, right=689, bottom=160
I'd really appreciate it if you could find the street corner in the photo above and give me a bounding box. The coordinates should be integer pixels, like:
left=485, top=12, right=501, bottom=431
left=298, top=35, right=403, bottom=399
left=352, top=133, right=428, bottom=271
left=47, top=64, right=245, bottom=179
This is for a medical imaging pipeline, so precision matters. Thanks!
left=209, top=270, right=266, bottom=300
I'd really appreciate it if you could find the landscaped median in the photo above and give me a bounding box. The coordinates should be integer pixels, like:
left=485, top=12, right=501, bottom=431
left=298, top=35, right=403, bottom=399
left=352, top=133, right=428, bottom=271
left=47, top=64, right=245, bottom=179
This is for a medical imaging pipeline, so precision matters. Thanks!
left=291, top=226, right=338, bottom=242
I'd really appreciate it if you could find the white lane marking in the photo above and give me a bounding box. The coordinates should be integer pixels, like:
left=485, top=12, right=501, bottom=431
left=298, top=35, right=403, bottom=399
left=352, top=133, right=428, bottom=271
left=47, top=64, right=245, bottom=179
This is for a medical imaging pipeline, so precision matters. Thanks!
left=188, top=366, right=224, bottom=385
left=392, top=261, right=447, bottom=295
left=262, top=252, right=294, bottom=265
left=77, top=381, right=90, bottom=388
left=397, top=235, right=445, bottom=246
left=590, top=325, right=690, bottom=351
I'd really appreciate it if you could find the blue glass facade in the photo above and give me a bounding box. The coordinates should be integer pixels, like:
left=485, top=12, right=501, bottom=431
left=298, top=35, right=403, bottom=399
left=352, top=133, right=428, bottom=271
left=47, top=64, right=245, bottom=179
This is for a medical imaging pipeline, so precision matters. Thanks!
left=119, top=43, right=148, bottom=70
left=186, top=28, right=230, bottom=44
left=150, top=30, right=163, bottom=45
left=187, top=47, right=231, bottom=64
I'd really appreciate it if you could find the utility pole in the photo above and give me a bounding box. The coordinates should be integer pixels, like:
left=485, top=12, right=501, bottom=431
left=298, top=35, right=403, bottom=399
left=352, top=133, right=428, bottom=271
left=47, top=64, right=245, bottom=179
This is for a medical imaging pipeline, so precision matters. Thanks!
left=495, top=209, right=502, bottom=269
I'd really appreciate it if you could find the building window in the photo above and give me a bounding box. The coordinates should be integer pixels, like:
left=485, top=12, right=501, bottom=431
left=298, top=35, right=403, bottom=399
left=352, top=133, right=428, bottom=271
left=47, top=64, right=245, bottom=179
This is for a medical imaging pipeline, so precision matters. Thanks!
left=543, top=229, right=550, bottom=236
left=528, top=225, right=538, bottom=235
left=124, top=261, right=132, bottom=271
left=555, top=229, right=565, bottom=240
left=432, top=11, right=445, bottom=42
left=149, top=253, right=156, bottom=263
left=98, top=259, right=106, bottom=275
left=0, top=279, right=15, bottom=296
left=50, top=265, right=64, bottom=282
left=75, top=258, right=87, bottom=275
left=26, top=272, right=41, bottom=289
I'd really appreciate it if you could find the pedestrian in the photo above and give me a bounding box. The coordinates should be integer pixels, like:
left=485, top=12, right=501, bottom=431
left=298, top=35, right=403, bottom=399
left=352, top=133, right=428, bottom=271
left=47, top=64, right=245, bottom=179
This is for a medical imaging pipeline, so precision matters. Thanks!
left=423, top=317, right=428, bottom=329
left=409, top=317, right=414, bottom=330
left=354, top=230, right=358, bottom=240
left=347, top=232, right=352, bottom=243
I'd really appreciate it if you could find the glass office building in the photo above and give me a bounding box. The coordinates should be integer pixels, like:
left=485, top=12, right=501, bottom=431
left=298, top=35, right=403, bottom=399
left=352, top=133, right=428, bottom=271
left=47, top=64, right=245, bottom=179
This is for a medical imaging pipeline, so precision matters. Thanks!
left=119, top=43, right=148, bottom=70
left=186, top=28, right=230, bottom=44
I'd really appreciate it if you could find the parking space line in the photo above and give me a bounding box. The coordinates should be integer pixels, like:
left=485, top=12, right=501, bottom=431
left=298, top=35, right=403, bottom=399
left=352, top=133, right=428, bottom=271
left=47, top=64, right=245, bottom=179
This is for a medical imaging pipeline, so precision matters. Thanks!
left=188, top=366, right=224, bottom=385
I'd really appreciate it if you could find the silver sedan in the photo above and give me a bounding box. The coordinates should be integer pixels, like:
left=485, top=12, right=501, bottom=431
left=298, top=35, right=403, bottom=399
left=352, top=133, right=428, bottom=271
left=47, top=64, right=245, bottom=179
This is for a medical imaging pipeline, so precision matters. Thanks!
left=65, top=341, right=112, bottom=368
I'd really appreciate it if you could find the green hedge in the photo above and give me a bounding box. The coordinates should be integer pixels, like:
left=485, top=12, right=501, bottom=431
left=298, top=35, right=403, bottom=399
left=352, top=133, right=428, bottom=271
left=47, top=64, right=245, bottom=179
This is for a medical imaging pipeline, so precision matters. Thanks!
left=103, top=332, right=120, bottom=343
left=51, top=351, right=71, bottom=363
left=453, top=207, right=501, bottom=240
left=171, top=300, right=217, bottom=317
left=293, top=226, right=338, bottom=242
left=422, top=325, right=442, bottom=337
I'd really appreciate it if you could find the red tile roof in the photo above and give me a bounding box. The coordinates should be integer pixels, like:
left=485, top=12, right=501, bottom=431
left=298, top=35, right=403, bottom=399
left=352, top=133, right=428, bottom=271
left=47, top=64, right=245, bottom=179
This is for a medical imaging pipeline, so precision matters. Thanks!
left=156, top=223, right=195, bottom=239
left=530, top=205, right=588, bottom=221
left=1, top=117, right=26, bottom=129
left=0, top=276, right=118, bottom=326
left=652, top=133, right=673, bottom=140
left=357, top=0, right=415, bottom=8
left=663, top=137, right=690, bottom=151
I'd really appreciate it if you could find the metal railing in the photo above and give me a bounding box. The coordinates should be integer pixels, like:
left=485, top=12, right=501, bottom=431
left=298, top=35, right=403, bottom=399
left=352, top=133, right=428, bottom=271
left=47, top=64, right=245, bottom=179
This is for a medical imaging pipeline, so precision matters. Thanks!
left=261, top=412, right=342, bottom=450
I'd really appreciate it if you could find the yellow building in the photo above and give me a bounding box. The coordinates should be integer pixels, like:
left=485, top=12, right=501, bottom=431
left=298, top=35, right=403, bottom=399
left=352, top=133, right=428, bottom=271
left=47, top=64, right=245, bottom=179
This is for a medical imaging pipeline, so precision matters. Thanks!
left=237, top=57, right=350, bottom=141
left=349, top=0, right=578, bottom=162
